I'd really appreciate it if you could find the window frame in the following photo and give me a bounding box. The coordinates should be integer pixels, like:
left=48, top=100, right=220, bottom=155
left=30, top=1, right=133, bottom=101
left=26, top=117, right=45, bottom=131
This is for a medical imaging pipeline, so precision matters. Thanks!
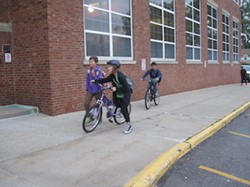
left=232, top=19, right=239, bottom=63
left=185, top=0, right=201, bottom=62
left=83, top=0, right=133, bottom=61
left=207, top=3, right=218, bottom=63
left=150, top=0, right=176, bottom=62
left=222, top=12, right=230, bottom=63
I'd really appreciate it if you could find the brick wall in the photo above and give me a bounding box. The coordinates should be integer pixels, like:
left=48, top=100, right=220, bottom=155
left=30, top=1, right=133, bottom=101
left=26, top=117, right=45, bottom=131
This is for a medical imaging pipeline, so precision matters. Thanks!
left=0, top=0, right=14, bottom=105
left=11, top=0, right=51, bottom=113
left=0, top=0, right=242, bottom=115
left=47, top=0, right=85, bottom=115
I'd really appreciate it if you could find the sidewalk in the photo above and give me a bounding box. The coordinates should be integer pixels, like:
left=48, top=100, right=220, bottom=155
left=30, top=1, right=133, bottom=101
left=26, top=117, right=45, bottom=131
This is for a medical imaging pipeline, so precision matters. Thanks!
left=0, top=84, right=249, bottom=187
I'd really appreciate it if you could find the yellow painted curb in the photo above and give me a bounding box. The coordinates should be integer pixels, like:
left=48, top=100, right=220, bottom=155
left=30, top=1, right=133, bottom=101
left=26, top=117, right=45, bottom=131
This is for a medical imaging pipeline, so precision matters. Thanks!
left=124, top=101, right=250, bottom=187
left=124, top=142, right=190, bottom=187
left=186, top=101, right=250, bottom=148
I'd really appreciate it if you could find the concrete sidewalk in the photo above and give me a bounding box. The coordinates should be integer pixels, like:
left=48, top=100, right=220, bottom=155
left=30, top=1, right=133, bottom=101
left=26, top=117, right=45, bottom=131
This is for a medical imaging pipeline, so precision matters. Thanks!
left=0, top=84, right=249, bottom=187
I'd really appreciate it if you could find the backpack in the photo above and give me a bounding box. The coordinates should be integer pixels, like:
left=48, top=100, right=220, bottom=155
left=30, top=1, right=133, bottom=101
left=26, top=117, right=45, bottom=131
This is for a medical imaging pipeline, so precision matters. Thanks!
left=125, top=76, right=135, bottom=93
left=114, top=73, right=135, bottom=93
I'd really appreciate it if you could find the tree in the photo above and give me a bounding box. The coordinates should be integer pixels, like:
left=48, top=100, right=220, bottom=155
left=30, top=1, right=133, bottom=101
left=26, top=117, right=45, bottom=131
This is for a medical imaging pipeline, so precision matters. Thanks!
left=241, top=0, right=250, bottom=48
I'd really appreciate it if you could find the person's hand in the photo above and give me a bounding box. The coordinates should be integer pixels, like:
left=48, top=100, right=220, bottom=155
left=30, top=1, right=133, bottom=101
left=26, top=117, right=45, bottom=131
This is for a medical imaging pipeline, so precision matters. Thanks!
left=111, top=87, right=116, bottom=92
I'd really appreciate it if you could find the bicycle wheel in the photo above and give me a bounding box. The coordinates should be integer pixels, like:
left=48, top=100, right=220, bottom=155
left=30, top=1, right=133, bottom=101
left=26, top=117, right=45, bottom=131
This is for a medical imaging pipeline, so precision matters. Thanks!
left=144, top=89, right=151, bottom=110
left=82, top=105, right=102, bottom=133
left=114, top=103, right=131, bottom=125
left=154, top=91, right=160, bottom=105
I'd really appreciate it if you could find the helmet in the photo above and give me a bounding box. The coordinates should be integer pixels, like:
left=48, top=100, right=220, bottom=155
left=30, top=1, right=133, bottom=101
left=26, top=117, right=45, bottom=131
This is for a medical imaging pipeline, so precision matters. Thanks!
left=107, top=60, right=120, bottom=69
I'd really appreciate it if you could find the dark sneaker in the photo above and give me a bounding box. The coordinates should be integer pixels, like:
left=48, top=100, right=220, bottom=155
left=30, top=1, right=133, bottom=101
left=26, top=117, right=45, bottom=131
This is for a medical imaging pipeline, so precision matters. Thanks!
left=122, top=124, right=132, bottom=134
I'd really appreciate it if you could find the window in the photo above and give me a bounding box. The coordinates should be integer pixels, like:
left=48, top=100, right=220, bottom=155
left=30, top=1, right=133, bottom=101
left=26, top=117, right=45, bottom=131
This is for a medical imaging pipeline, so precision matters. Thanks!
left=185, top=0, right=201, bottom=60
left=222, top=13, right=230, bottom=61
left=233, top=20, right=239, bottom=62
left=84, top=0, right=132, bottom=59
left=207, top=4, right=217, bottom=61
left=150, top=0, right=175, bottom=60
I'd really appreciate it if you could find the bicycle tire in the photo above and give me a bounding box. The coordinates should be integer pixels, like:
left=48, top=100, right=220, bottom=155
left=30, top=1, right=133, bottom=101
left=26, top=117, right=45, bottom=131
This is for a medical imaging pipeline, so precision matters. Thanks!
left=82, top=105, right=102, bottom=133
left=145, top=88, right=151, bottom=110
left=154, top=91, right=160, bottom=105
left=114, top=103, right=131, bottom=125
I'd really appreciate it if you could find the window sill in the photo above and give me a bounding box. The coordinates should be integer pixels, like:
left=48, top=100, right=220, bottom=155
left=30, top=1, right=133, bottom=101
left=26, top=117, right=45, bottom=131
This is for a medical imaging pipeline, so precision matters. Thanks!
left=186, top=60, right=202, bottom=64
left=83, top=60, right=136, bottom=65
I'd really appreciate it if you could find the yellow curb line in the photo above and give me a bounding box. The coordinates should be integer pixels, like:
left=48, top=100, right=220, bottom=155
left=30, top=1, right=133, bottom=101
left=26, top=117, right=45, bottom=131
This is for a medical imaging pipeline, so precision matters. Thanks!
left=124, top=101, right=250, bottom=187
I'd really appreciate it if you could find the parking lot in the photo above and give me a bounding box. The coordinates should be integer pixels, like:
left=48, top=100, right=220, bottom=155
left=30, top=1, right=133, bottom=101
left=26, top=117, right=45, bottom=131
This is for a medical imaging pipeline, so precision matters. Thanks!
left=156, top=108, right=250, bottom=187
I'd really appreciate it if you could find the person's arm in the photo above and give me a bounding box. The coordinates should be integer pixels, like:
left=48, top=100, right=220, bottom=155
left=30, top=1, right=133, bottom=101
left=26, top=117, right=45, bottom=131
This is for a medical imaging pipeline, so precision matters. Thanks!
left=142, top=69, right=150, bottom=80
left=86, top=70, right=90, bottom=90
left=93, top=74, right=113, bottom=84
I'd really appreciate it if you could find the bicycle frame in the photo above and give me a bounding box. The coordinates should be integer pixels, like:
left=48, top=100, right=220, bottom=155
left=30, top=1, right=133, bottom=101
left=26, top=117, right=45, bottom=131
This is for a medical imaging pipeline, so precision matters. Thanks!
left=82, top=83, right=131, bottom=133
left=95, top=85, right=116, bottom=117
left=147, top=79, right=157, bottom=94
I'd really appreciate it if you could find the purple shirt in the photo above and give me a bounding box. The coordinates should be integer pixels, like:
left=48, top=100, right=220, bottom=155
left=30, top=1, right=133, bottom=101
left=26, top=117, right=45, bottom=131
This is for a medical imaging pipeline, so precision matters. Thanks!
left=86, top=66, right=104, bottom=94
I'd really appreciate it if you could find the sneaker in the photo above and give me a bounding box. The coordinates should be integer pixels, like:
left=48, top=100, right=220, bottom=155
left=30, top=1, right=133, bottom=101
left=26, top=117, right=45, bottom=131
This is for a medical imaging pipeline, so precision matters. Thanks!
left=85, top=117, right=93, bottom=125
left=123, top=124, right=132, bottom=134
left=85, top=117, right=92, bottom=123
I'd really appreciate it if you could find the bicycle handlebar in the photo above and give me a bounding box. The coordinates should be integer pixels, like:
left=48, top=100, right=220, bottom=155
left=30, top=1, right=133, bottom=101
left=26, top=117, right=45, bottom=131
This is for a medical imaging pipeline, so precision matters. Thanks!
left=141, top=78, right=159, bottom=82
left=92, top=81, right=112, bottom=90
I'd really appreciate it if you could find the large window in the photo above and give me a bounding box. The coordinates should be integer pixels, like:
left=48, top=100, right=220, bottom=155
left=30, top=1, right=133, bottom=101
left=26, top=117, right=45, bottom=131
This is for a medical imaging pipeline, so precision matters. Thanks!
left=185, top=0, right=201, bottom=61
left=150, top=0, right=175, bottom=60
left=84, top=0, right=132, bottom=59
left=233, top=20, right=239, bottom=62
left=222, top=13, right=230, bottom=62
left=207, top=4, right=217, bottom=61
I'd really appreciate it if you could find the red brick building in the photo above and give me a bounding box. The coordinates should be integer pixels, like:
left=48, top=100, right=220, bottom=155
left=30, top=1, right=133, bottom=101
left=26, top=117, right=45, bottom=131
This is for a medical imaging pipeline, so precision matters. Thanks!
left=0, top=0, right=242, bottom=115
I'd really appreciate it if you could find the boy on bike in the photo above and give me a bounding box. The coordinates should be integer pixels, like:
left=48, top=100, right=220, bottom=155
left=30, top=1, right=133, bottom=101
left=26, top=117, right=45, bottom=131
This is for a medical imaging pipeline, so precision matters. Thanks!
left=92, top=60, right=132, bottom=134
left=85, top=56, right=105, bottom=112
left=141, top=62, right=162, bottom=96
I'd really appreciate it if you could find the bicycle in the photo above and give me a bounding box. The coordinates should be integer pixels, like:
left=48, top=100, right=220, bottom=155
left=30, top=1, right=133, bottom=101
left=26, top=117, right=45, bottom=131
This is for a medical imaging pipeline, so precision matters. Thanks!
left=82, top=84, right=131, bottom=133
left=143, top=78, right=160, bottom=110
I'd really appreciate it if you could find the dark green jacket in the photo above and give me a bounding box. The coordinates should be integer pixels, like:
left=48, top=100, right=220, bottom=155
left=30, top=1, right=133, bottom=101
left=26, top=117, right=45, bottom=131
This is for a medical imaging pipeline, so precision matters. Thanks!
left=95, top=71, right=131, bottom=105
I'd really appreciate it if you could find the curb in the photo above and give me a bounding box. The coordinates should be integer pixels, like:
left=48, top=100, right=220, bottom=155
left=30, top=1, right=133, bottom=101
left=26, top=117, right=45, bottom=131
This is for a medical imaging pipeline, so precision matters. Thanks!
left=124, top=101, right=250, bottom=187
left=0, top=104, right=39, bottom=120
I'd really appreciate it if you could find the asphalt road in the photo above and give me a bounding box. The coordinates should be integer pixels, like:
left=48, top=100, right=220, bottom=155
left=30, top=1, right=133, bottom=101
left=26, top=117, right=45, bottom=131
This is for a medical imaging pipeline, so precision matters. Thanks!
left=156, top=108, right=250, bottom=187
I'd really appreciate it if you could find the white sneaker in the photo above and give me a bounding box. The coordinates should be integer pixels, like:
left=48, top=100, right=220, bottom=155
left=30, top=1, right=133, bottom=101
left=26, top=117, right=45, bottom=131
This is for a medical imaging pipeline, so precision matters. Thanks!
left=123, top=124, right=132, bottom=134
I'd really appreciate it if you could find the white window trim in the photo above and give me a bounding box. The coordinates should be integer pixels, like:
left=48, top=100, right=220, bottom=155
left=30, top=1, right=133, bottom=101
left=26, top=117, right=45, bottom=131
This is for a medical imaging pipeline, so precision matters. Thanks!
left=83, top=0, right=133, bottom=61
left=149, top=0, right=176, bottom=60
left=207, top=3, right=218, bottom=62
left=222, top=12, right=230, bottom=63
left=232, top=19, right=239, bottom=64
left=208, top=60, right=219, bottom=64
left=185, top=0, right=201, bottom=61
left=83, top=60, right=136, bottom=65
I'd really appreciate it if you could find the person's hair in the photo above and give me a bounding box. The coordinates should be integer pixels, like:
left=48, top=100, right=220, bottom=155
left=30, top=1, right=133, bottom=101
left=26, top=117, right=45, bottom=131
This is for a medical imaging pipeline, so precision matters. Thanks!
left=89, top=56, right=98, bottom=63
left=151, top=62, right=157, bottom=66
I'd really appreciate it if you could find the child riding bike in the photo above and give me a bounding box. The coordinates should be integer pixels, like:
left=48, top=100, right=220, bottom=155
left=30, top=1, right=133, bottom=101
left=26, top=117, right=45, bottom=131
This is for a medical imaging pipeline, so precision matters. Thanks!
left=91, top=60, right=132, bottom=134
left=141, top=62, right=162, bottom=96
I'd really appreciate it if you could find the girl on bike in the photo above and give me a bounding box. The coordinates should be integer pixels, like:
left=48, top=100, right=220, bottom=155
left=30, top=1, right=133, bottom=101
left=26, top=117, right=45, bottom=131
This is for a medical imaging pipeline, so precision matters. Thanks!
left=92, top=60, right=132, bottom=134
